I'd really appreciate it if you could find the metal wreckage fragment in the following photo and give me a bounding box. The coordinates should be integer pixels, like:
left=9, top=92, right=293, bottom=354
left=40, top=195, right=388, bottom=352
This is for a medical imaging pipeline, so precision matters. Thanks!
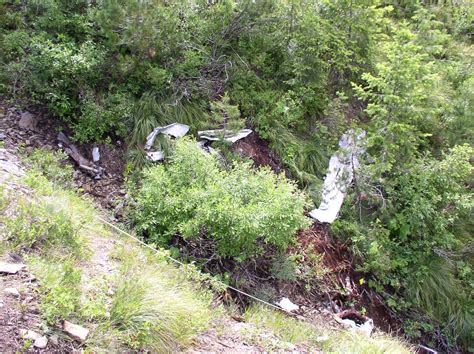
left=144, top=123, right=252, bottom=161
left=309, top=130, right=366, bottom=223
left=57, top=132, right=104, bottom=178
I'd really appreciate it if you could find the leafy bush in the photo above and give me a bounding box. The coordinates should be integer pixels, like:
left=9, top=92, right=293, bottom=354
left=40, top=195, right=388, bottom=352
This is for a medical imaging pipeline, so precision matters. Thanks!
left=346, top=17, right=474, bottom=347
left=3, top=198, right=81, bottom=254
left=37, top=260, right=82, bottom=325
left=25, top=148, right=74, bottom=188
left=133, top=138, right=310, bottom=261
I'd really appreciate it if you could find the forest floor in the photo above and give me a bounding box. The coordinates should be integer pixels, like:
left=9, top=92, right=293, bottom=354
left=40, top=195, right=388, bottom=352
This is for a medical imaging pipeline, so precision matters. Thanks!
left=0, top=101, right=412, bottom=352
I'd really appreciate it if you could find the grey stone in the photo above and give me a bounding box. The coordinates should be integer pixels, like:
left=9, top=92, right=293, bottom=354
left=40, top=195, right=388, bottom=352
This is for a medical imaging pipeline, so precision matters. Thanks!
left=4, top=287, right=20, bottom=297
left=49, top=334, right=59, bottom=346
left=63, top=321, right=89, bottom=342
left=0, top=262, right=25, bottom=274
left=20, top=329, right=41, bottom=341
left=19, top=112, right=37, bottom=131
left=34, top=336, right=48, bottom=349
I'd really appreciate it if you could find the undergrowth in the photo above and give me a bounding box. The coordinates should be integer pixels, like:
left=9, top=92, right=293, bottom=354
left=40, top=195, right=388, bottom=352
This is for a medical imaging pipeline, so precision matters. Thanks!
left=132, top=138, right=310, bottom=261
left=245, top=305, right=413, bottom=353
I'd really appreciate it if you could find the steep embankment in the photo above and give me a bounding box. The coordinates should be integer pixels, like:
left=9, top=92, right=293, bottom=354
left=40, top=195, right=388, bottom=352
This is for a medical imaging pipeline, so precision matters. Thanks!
left=0, top=104, right=413, bottom=352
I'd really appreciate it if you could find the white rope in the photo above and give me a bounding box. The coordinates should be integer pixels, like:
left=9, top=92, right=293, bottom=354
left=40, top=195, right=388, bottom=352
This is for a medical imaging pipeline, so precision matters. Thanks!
left=94, top=215, right=298, bottom=317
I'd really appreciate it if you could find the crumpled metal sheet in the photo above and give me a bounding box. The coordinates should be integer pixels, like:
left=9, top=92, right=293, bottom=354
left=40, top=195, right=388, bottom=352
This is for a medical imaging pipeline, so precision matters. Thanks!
left=197, top=128, right=252, bottom=143
left=145, top=123, right=190, bottom=150
left=309, top=130, right=366, bottom=223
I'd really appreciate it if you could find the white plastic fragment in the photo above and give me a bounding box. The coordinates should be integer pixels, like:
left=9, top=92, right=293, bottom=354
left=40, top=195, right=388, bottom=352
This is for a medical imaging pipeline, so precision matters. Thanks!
left=276, top=297, right=299, bottom=312
left=145, top=123, right=190, bottom=150
left=197, top=128, right=252, bottom=143
left=309, top=130, right=366, bottom=223
left=146, top=151, right=165, bottom=162
left=92, top=147, right=100, bottom=162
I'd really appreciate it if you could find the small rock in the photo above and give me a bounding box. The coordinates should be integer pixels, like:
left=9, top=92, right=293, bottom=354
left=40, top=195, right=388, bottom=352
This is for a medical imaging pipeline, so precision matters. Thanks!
left=0, top=132, right=6, bottom=140
left=20, top=329, right=42, bottom=341
left=19, top=112, right=37, bottom=131
left=49, top=334, right=59, bottom=346
left=34, top=336, right=48, bottom=349
left=4, top=287, right=20, bottom=297
left=63, top=321, right=89, bottom=342
left=0, top=262, right=26, bottom=274
left=30, top=306, right=40, bottom=314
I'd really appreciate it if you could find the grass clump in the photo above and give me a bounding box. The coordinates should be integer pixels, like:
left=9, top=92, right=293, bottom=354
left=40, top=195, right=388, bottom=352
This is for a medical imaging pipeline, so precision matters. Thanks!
left=244, top=304, right=413, bottom=353
left=29, top=258, right=82, bottom=325
left=91, top=244, right=217, bottom=352
left=24, top=148, right=74, bottom=188
left=133, top=138, right=311, bottom=261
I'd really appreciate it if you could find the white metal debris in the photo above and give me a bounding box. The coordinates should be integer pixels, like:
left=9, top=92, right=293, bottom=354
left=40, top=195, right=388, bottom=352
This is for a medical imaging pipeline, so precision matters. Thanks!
left=92, top=147, right=100, bottom=162
left=309, top=130, right=366, bottom=223
left=334, top=311, right=374, bottom=337
left=197, top=128, right=252, bottom=143
left=58, top=132, right=104, bottom=178
left=145, top=123, right=190, bottom=150
left=356, top=318, right=374, bottom=337
left=146, top=151, right=165, bottom=162
left=276, top=297, right=300, bottom=312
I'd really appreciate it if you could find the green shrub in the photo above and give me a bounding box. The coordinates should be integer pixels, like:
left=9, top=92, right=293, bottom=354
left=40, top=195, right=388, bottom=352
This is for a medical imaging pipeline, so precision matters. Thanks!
left=74, top=91, right=132, bottom=143
left=3, top=198, right=81, bottom=254
left=29, top=257, right=82, bottom=325
left=133, top=138, right=310, bottom=261
left=25, top=148, right=74, bottom=188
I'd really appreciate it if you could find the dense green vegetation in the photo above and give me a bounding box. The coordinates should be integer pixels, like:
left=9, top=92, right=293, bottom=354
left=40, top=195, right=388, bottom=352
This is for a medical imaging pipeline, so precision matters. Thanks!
left=133, top=138, right=309, bottom=260
left=1, top=0, right=472, bottom=351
